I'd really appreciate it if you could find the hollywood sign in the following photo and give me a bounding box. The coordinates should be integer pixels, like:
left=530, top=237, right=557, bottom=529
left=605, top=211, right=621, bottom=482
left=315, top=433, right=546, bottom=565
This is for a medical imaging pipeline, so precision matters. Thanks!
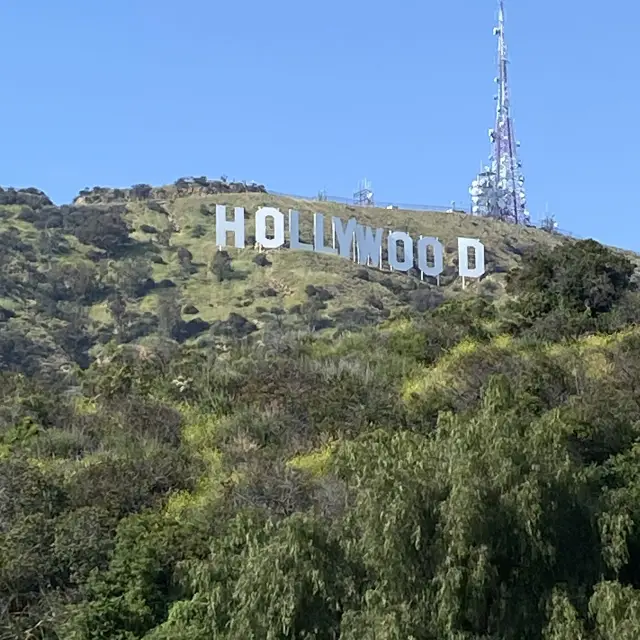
left=215, top=205, right=486, bottom=281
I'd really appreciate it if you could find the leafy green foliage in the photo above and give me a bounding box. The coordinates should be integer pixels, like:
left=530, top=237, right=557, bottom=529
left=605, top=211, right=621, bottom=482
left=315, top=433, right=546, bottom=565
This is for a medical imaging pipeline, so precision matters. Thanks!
left=209, top=249, right=233, bottom=282
left=3, top=186, right=640, bottom=637
left=64, top=205, right=132, bottom=255
left=110, top=258, right=154, bottom=298
left=506, top=240, right=636, bottom=339
left=156, top=290, right=182, bottom=340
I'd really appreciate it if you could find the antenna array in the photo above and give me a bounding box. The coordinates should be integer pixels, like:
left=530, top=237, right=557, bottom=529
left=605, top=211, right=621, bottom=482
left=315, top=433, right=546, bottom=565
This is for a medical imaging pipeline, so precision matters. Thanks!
left=470, top=0, right=529, bottom=225
left=353, top=179, right=375, bottom=207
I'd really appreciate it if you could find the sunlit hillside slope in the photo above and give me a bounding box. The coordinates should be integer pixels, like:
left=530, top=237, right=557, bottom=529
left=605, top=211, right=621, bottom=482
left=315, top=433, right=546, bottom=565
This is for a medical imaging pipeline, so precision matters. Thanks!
left=5, top=180, right=640, bottom=637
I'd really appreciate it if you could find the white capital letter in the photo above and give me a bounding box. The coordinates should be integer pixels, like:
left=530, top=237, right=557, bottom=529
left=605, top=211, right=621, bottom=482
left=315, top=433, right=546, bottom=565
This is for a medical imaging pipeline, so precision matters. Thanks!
left=417, top=237, right=444, bottom=277
left=215, top=205, right=245, bottom=248
left=333, top=217, right=357, bottom=259
left=387, top=231, right=413, bottom=272
left=314, top=213, right=337, bottom=255
left=458, top=237, right=485, bottom=278
left=356, top=224, right=383, bottom=267
left=255, top=207, right=285, bottom=249
left=289, top=210, right=313, bottom=251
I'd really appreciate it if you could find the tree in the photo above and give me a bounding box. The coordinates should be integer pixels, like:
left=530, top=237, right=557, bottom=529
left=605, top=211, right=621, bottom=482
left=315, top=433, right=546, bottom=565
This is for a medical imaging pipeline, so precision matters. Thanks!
left=209, top=249, right=233, bottom=282
left=540, top=213, right=558, bottom=233
left=38, top=229, right=70, bottom=256
left=292, top=299, right=327, bottom=331
left=70, top=206, right=131, bottom=255
left=108, top=294, right=127, bottom=338
left=156, top=290, right=182, bottom=340
left=507, top=239, right=636, bottom=318
left=157, top=227, right=173, bottom=248
left=174, top=178, right=191, bottom=194
left=46, top=262, right=103, bottom=303
left=176, top=247, right=194, bottom=277
left=111, top=257, right=153, bottom=298
left=131, top=184, right=152, bottom=200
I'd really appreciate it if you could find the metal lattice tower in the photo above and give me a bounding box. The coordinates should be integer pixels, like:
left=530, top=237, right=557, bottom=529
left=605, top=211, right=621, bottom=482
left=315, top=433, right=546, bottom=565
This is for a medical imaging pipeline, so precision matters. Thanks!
left=470, top=0, right=529, bottom=224
left=354, top=179, right=374, bottom=206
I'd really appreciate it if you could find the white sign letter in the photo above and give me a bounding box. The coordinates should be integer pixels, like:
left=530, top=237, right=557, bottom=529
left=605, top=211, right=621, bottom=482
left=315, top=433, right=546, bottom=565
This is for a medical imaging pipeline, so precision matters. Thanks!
left=333, top=217, right=357, bottom=259
left=215, top=205, right=245, bottom=248
left=289, top=210, right=313, bottom=251
left=255, top=207, right=285, bottom=249
left=314, top=213, right=337, bottom=255
left=387, top=231, right=414, bottom=272
left=458, top=237, right=485, bottom=278
left=356, top=224, right=383, bottom=267
left=417, top=237, right=444, bottom=277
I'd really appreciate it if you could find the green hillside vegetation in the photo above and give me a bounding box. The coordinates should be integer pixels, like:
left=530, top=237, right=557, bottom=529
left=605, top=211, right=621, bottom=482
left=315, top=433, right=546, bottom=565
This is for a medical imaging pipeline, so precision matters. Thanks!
left=4, top=180, right=640, bottom=638
left=0, top=181, right=582, bottom=379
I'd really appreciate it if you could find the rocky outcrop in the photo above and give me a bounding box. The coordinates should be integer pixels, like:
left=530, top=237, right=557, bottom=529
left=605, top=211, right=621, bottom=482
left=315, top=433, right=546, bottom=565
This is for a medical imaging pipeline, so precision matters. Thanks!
left=73, top=176, right=267, bottom=205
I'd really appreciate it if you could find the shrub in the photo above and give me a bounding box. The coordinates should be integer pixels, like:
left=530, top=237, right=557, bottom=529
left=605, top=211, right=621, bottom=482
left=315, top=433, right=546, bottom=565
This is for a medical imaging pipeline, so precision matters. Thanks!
left=507, top=239, right=636, bottom=317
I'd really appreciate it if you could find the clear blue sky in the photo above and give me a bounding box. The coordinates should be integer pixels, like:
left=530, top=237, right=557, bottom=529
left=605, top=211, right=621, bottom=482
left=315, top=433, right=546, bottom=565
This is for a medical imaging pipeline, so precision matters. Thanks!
left=1, top=0, right=638, bottom=249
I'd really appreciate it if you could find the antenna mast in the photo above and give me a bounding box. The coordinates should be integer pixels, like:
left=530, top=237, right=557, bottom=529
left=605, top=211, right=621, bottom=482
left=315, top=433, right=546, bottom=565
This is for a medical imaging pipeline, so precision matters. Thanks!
left=470, top=0, right=529, bottom=224
left=354, top=178, right=374, bottom=207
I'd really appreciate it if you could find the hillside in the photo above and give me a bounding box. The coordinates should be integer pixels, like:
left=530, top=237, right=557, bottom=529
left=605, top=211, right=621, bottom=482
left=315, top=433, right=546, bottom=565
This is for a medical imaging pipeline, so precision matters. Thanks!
left=0, top=181, right=576, bottom=377
left=5, top=180, right=640, bottom=638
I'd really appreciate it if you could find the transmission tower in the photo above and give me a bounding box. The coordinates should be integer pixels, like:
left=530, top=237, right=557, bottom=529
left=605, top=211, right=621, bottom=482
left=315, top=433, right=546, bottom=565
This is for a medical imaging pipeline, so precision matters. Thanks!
left=470, top=0, right=529, bottom=224
left=354, top=179, right=374, bottom=206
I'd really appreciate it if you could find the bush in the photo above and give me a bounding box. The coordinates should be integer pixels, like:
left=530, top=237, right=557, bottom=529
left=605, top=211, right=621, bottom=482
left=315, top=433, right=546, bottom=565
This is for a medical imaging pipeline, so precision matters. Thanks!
left=66, top=205, right=131, bottom=255
left=190, top=224, right=206, bottom=238
left=111, top=257, right=154, bottom=298
left=507, top=239, right=636, bottom=317
left=131, top=184, right=152, bottom=200
left=210, top=249, right=233, bottom=282
left=210, top=313, right=257, bottom=340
